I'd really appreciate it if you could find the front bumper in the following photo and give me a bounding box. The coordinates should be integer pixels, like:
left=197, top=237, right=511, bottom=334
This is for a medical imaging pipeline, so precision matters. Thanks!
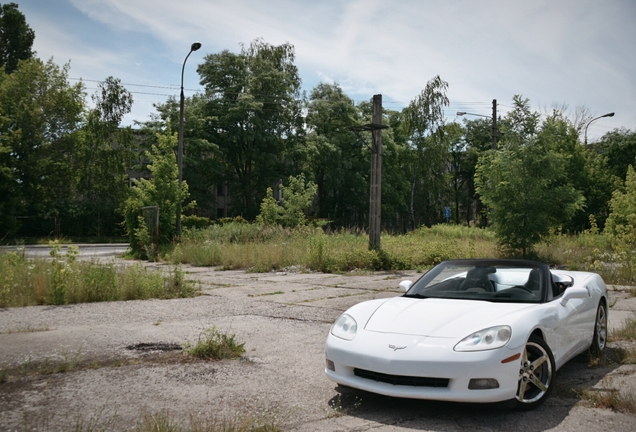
left=325, top=331, right=522, bottom=403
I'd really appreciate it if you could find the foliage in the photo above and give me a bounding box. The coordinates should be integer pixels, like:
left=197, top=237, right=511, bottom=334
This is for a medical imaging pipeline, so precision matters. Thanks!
left=0, top=3, right=34, bottom=73
left=0, top=58, right=85, bottom=237
left=184, top=327, right=246, bottom=360
left=256, top=174, right=317, bottom=227
left=304, top=83, right=368, bottom=224
left=595, top=128, right=636, bottom=181
left=142, top=94, right=220, bottom=218
left=182, top=215, right=214, bottom=230
left=120, top=131, right=193, bottom=256
left=74, top=77, right=135, bottom=236
left=604, top=166, right=636, bottom=283
left=0, top=246, right=199, bottom=307
left=401, top=75, right=450, bottom=228
left=197, top=39, right=304, bottom=219
left=476, top=96, right=584, bottom=256
left=170, top=222, right=496, bottom=273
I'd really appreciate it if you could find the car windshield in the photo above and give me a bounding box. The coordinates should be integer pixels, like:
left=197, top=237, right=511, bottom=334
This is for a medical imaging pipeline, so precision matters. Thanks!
left=404, top=260, right=544, bottom=303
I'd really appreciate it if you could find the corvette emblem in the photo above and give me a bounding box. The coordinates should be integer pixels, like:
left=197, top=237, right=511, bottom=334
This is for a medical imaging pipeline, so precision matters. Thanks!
left=388, top=344, right=407, bottom=351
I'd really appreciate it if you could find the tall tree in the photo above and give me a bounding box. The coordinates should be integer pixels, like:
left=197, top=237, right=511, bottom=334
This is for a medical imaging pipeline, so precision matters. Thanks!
left=75, top=77, right=135, bottom=236
left=401, top=75, right=450, bottom=228
left=476, top=96, right=584, bottom=255
left=460, top=118, right=493, bottom=225
left=595, top=128, right=636, bottom=181
left=0, top=3, right=34, bottom=74
left=197, top=39, right=304, bottom=219
left=305, top=83, right=366, bottom=223
left=0, top=59, right=85, bottom=237
left=140, top=94, right=220, bottom=217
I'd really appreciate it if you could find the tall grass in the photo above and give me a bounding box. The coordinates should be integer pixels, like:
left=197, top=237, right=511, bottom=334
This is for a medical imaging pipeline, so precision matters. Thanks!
left=0, top=245, right=200, bottom=308
left=171, top=222, right=636, bottom=284
left=171, top=223, right=498, bottom=273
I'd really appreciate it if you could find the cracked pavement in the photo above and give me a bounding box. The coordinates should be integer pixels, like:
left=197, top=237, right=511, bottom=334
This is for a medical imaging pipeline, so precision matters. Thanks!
left=1, top=264, right=636, bottom=431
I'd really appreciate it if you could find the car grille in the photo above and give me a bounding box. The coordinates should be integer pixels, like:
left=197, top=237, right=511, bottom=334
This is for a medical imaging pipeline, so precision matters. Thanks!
left=354, top=368, right=449, bottom=388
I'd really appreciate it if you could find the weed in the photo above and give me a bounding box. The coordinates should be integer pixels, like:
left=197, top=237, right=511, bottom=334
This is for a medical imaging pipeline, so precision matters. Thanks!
left=132, top=410, right=283, bottom=432
left=579, top=387, right=636, bottom=414
left=327, top=393, right=362, bottom=418
left=610, top=318, right=636, bottom=342
left=0, top=247, right=201, bottom=307
left=0, top=367, right=7, bottom=384
left=0, top=325, right=51, bottom=335
left=184, top=327, right=246, bottom=360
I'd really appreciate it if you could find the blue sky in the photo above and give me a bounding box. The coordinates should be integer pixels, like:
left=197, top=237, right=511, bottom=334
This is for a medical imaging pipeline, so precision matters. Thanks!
left=19, top=0, right=636, bottom=141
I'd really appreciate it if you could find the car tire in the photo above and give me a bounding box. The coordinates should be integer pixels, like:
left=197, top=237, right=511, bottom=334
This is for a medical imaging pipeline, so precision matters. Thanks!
left=591, top=301, right=608, bottom=356
left=515, top=335, right=555, bottom=410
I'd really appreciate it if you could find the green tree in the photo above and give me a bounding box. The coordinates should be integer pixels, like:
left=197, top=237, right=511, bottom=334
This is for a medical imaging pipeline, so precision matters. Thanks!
left=120, top=132, right=192, bottom=255
left=444, top=122, right=470, bottom=224
left=401, top=75, right=450, bottom=228
left=0, top=3, right=34, bottom=74
left=604, top=165, right=636, bottom=282
left=197, top=39, right=304, bottom=219
left=304, top=83, right=366, bottom=224
left=140, top=94, right=220, bottom=217
left=257, top=174, right=317, bottom=227
left=76, top=77, right=135, bottom=236
left=595, top=128, right=636, bottom=181
left=475, top=97, right=584, bottom=255
left=0, top=58, right=85, bottom=237
left=460, top=118, right=493, bottom=225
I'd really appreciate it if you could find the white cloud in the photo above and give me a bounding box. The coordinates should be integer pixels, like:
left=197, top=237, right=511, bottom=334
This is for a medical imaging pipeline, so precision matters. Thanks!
left=21, top=0, right=636, bottom=136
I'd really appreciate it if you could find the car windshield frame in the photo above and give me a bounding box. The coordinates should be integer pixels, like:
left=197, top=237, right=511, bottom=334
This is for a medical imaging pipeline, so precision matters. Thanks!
left=404, top=259, right=549, bottom=304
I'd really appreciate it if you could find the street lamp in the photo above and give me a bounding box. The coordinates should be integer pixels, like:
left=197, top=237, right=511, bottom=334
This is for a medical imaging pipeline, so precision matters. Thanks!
left=584, top=112, right=614, bottom=147
left=456, top=99, right=498, bottom=149
left=176, top=41, right=202, bottom=239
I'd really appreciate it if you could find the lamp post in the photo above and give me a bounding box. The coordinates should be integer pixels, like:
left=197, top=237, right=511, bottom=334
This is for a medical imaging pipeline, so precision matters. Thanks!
left=584, top=112, right=614, bottom=147
left=457, top=99, right=498, bottom=149
left=176, top=41, right=202, bottom=239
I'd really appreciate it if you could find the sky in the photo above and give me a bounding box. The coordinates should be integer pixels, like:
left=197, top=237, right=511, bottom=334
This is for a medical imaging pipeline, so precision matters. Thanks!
left=18, top=0, right=636, bottom=141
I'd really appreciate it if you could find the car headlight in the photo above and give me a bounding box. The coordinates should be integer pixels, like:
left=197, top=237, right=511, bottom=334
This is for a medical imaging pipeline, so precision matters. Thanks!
left=330, top=314, right=357, bottom=341
left=454, top=325, right=511, bottom=352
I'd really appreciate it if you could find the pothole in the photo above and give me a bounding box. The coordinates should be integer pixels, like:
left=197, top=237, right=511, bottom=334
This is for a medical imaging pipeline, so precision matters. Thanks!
left=126, top=342, right=183, bottom=352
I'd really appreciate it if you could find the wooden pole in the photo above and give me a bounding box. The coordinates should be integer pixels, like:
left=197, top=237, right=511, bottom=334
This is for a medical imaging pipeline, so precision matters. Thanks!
left=369, top=94, right=383, bottom=250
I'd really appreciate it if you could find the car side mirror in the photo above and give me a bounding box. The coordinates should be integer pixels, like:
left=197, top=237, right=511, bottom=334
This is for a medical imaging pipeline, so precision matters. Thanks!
left=560, top=286, right=589, bottom=306
left=399, top=280, right=412, bottom=292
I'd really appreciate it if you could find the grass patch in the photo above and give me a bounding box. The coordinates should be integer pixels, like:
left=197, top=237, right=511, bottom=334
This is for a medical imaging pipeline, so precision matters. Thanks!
left=579, top=387, right=636, bottom=414
left=184, top=328, right=246, bottom=360
left=610, top=318, right=636, bottom=342
left=170, top=223, right=497, bottom=274
left=0, top=243, right=200, bottom=307
left=132, top=411, right=282, bottom=432
left=0, top=325, right=52, bottom=335
left=167, top=221, right=636, bottom=284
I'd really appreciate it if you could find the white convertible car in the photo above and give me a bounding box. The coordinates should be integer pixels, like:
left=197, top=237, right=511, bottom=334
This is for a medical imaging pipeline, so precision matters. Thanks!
left=325, top=259, right=608, bottom=409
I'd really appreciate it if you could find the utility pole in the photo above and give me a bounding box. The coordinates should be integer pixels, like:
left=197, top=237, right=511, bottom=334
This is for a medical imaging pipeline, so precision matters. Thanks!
left=491, top=99, right=498, bottom=150
left=369, top=94, right=383, bottom=250
left=349, top=95, right=388, bottom=251
left=457, top=99, right=498, bottom=149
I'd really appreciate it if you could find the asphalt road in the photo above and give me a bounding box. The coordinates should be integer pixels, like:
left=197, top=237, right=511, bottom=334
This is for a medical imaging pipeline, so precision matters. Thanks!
left=0, top=243, right=129, bottom=259
left=1, top=259, right=635, bottom=431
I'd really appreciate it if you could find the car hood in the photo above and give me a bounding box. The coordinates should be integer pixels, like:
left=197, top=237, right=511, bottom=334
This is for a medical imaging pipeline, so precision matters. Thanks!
left=364, top=297, right=533, bottom=338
